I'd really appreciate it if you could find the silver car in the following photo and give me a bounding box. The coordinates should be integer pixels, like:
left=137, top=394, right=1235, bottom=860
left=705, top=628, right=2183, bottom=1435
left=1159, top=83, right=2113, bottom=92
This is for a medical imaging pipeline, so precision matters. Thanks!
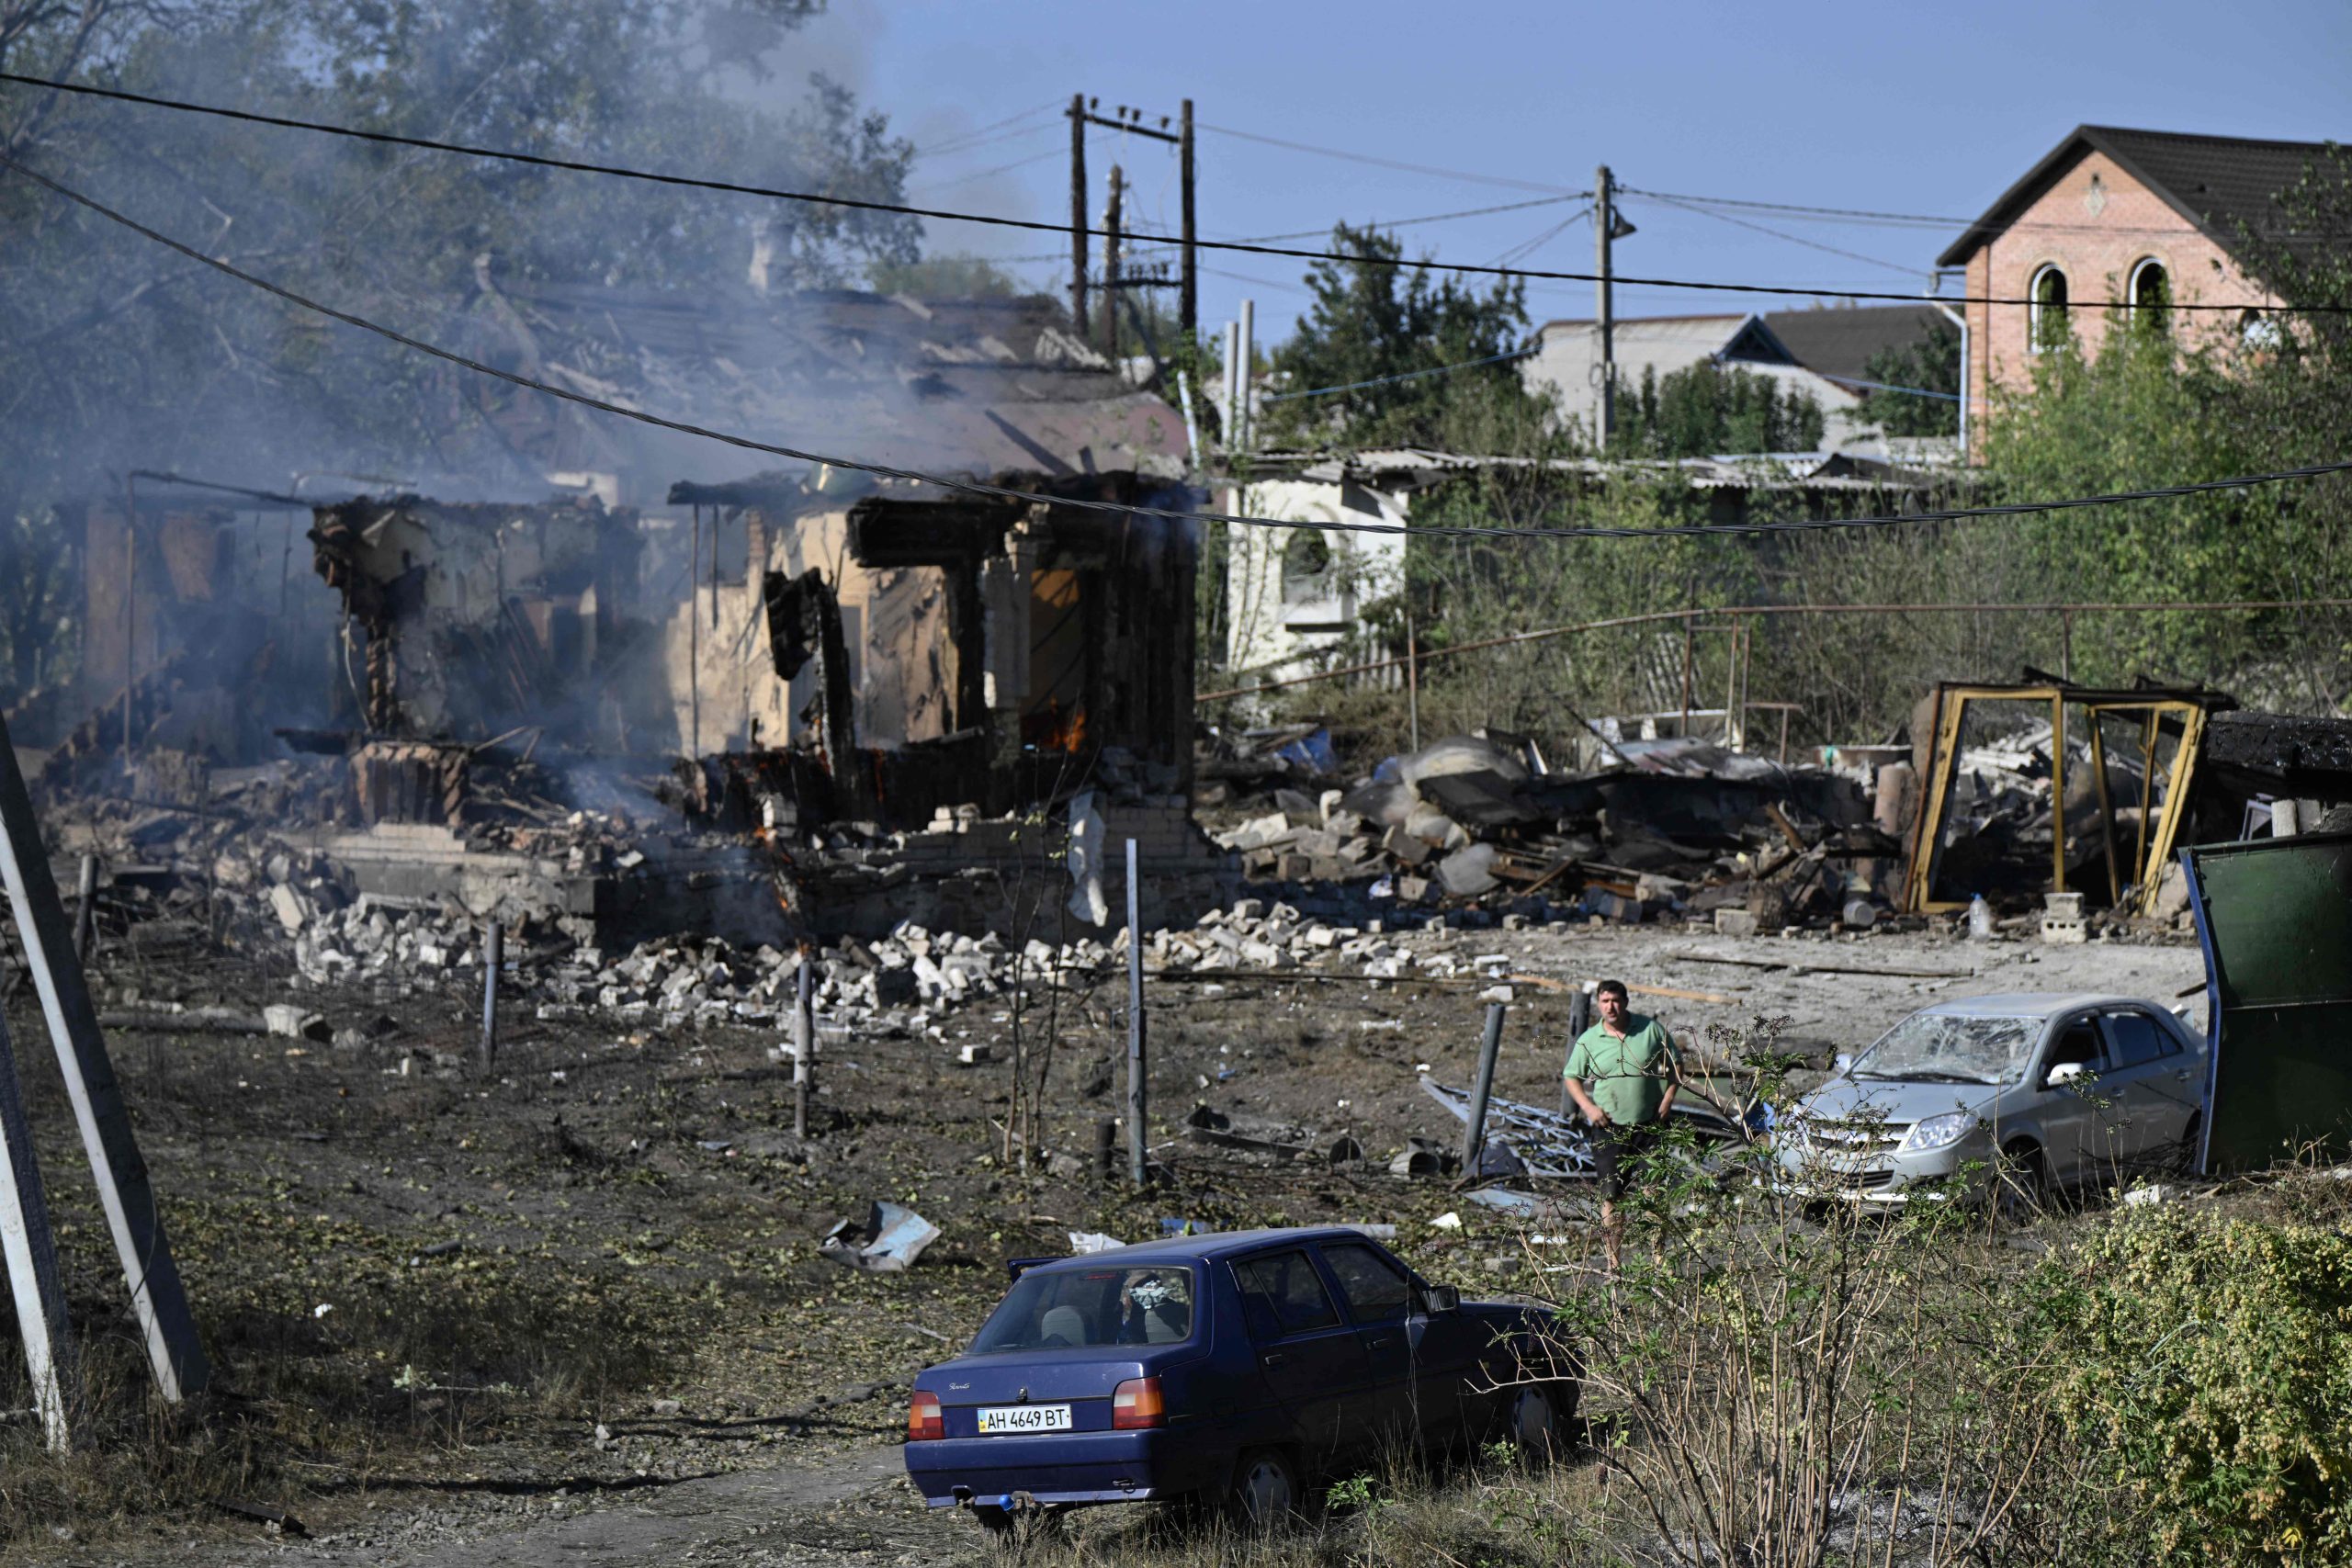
left=1778, top=993, right=2207, bottom=1209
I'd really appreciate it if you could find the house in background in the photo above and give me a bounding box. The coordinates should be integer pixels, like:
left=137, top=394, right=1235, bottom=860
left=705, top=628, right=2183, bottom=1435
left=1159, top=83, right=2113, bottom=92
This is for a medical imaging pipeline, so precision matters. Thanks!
left=1936, top=125, right=2323, bottom=431
left=1520, top=303, right=1954, bottom=451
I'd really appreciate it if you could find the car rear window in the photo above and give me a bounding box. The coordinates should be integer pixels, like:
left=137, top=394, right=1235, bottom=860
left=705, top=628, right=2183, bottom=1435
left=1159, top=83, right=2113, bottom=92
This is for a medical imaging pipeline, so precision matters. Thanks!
left=968, top=1264, right=1194, bottom=1353
left=2101, top=1010, right=2174, bottom=1068
left=1233, top=1250, right=1340, bottom=1338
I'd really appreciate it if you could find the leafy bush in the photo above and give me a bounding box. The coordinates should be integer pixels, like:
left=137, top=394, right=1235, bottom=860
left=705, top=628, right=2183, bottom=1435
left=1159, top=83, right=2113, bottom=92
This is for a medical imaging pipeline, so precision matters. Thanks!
left=2030, top=1206, right=2352, bottom=1565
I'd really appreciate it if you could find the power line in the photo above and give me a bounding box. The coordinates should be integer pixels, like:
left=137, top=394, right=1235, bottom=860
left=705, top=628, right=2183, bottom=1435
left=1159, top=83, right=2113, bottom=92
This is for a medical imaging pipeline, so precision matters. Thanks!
left=2, top=73, right=2328, bottom=314
left=1813, top=372, right=1961, bottom=402
left=1628, top=190, right=1928, bottom=279
left=1192, top=120, right=1581, bottom=195
left=1261, top=344, right=1536, bottom=403
left=8, top=150, right=2346, bottom=549
left=1618, top=185, right=2316, bottom=240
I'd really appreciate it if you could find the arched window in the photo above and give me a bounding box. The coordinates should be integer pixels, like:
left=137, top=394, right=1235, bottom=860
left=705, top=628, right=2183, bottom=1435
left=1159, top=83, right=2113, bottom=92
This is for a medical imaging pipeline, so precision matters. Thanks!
left=2128, top=258, right=2171, bottom=334
left=2029, top=265, right=2070, bottom=354
left=1281, top=531, right=1334, bottom=606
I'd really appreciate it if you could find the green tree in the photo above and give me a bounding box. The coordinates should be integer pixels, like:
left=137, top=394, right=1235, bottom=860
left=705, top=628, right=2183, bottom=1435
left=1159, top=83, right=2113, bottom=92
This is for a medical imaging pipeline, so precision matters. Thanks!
left=1852, top=312, right=1962, bottom=437
left=1613, top=361, right=1826, bottom=457
left=1256, top=221, right=1548, bottom=451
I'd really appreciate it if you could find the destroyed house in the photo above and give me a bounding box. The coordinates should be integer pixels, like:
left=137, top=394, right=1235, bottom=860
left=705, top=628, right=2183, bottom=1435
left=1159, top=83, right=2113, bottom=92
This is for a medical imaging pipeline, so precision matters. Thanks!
left=666, top=468, right=1201, bottom=831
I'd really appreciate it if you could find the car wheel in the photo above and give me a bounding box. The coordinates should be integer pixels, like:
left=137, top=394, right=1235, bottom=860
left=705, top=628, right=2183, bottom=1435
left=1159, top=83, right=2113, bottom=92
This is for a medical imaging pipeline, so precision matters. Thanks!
left=1226, top=1448, right=1298, bottom=1532
left=1502, top=1384, right=1564, bottom=1463
left=1996, top=1140, right=2049, bottom=1225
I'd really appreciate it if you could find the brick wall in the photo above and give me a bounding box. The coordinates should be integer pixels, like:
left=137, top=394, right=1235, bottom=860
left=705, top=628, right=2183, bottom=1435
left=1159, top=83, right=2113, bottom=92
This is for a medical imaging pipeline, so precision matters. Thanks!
left=1958, top=149, right=2279, bottom=446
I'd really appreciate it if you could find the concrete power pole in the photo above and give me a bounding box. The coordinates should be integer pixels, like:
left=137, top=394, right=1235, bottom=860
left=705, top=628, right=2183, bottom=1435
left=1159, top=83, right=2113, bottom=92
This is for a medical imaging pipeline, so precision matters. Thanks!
left=1595, top=164, right=1616, bottom=447
left=1101, top=164, right=1125, bottom=359
left=1068, top=94, right=1089, bottom=340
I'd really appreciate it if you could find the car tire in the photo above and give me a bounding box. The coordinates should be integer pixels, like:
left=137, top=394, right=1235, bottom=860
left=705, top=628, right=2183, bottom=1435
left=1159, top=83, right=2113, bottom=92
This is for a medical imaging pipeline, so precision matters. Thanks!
left=1996, top=1140, right=2049, bottom=1225
left=1501, top=1383, right=1566, bottom=1463
left=1225, top=1448, right=1298, bottom=1533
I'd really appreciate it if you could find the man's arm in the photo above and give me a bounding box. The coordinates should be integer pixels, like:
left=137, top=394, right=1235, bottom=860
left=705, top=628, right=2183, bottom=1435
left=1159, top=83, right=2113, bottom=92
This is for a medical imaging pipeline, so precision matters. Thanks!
left=1564, top=1076, right=1610, bottom=1127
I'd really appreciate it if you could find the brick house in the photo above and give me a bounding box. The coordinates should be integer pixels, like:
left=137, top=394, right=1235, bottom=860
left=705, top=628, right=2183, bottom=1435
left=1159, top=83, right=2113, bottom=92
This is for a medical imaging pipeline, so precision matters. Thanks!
left=1937, top=126, right=2329, bottom=432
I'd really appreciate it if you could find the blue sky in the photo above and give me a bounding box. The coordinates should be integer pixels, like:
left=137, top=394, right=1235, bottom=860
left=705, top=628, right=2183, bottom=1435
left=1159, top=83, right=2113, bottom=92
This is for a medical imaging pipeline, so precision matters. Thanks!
left=791, top=0, right=2350, bottom=340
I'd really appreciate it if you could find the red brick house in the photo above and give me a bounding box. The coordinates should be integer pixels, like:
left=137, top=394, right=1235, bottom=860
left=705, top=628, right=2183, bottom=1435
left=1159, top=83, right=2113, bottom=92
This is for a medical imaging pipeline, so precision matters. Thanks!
left=1938, top=126, right=2329, bottom=434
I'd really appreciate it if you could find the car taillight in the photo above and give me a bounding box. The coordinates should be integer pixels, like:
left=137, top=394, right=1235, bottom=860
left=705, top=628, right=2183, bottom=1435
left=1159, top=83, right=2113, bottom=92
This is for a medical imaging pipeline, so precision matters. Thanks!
left=907, top=1389, right=944, bottom=1441
left=1111, top=1376, right=1165, bottom=1430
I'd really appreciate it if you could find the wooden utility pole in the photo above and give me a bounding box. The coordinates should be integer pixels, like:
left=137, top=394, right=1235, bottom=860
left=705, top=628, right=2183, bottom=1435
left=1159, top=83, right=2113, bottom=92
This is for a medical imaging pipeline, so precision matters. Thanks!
left=0, top=710, right=207, bottom=1402
left=0, top=1005, right=77, bottom=1453
left=1068, top=94, right=1089, bottom=339
left=1124, top=838, right=1148, bottom=1185
left=1595, top=164, right=1617, bottom=447
left=73, top=855, right=97, bottom=966
left=1179, top=99, right=1197, bottom=340
left=687, top=503, right=701, bottom=757
left=1100, top=164, right=1125, bottom=359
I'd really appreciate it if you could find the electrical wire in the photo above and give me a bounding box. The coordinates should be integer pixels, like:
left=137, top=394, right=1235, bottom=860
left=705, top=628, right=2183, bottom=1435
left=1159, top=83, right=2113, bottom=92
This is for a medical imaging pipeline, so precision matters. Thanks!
left=12, top=153, right=2345, bottom=550
left=1193, top=119, right=1581, bottom=194
left=1813, top=372, right=1961, bottom=401
left=1261, top=345, right=1537, bottom=402
left=3, top=73, right=2329, bottom=314
left=1628, top=190, right=1928, bottom=279
left=1618, top=185, right=2324, bottom=240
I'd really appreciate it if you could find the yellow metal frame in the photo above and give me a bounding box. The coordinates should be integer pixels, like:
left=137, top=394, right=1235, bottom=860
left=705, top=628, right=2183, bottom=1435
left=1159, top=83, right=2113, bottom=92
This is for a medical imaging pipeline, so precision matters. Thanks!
left=1902, top=684, right=2210, bottom=919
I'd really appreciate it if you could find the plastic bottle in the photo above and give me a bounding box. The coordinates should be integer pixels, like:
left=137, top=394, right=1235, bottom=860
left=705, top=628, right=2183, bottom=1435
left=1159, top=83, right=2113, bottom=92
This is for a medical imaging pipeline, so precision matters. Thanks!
left=1966, top=894, right=1996, bottom=942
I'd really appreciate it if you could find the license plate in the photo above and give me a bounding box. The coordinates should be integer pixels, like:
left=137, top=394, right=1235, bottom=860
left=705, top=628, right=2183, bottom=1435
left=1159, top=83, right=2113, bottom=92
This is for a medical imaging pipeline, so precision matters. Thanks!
left=976, top=1403, right=1072, bottom=1435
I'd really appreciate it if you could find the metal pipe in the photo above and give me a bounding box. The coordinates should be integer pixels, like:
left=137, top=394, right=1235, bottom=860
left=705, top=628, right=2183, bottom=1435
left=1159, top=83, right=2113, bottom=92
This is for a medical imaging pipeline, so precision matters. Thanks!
left=1125, top=838, right=1148, bottom=1186
left=480, top=920, right=503, bottom=1068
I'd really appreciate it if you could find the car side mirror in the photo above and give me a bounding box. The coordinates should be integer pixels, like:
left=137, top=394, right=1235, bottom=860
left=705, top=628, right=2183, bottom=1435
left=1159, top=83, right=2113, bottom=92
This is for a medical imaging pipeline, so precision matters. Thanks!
left=1421, top=1284, right=1461, bottom=1314
left=2045, top=1060, right=2086, bottom=1089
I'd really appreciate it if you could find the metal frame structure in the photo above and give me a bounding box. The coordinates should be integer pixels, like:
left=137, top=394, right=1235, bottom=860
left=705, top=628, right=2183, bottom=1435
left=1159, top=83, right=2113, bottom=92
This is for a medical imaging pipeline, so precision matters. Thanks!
left=1902, top=681, right=2217, bottom=918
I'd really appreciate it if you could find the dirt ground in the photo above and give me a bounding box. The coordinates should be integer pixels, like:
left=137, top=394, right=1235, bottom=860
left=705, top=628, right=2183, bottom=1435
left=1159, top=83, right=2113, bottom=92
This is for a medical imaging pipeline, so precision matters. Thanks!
left=5, top=912, right=2205, bottom=1566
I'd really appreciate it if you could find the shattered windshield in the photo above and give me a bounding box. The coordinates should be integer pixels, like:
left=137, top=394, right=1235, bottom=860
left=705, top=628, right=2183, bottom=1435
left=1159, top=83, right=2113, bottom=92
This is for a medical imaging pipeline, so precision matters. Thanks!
left=1849, top=1014, right=2038, bottom=1086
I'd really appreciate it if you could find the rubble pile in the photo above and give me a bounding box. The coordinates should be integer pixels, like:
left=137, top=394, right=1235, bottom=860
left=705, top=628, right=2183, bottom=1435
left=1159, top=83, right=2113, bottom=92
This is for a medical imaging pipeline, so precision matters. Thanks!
left=1207, top=732, right=1897, bottom=928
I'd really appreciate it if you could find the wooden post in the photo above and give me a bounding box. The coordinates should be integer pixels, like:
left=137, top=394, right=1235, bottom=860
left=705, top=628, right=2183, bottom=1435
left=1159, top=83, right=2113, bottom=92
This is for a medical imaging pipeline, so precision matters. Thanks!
left=1679, top=615, right=1696, bottom=736
left=687, top=503, right=701, bottom=758
left=1125, top=838, right=1148, bottom=1186
left=1068, top=93, right=1089, bottom=338
left=1561, top=986, right=1593, bottom=1119
left=793, top=953, right=813, bottom=1139
left=1464, top=1002, right=1506, bottom=1171
left=0, top=710, right=206, bottom=1401
left=479, top=920, right=503, bottom=1068
left=0, top=1008, right=77, bottom=1453
left=1094, top=1115, right=1118, bottom=1184
left=1178, top=99, right=1196, bottom=341
left=73, top=855, right=96, bottom=966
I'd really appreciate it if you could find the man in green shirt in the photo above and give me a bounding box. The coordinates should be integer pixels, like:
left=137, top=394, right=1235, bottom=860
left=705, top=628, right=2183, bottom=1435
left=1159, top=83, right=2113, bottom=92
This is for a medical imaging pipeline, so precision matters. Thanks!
left=1562, top=980, right=1681, bottom=1271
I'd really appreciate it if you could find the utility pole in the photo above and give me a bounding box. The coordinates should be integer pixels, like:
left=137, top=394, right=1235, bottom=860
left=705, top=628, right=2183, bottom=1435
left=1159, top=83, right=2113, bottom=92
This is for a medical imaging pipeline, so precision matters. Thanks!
left=1179, top=99, right=1197, bottom=342
left=1101, top=164, right=1125, bottom=360
left=1068, top=94, right=1089, bottom=340
left=1236, top=298, right=1255, bottom=454
left=1595, top=164, right=1616, bottom=448
left=1124, top=839, right=1148, bottom=1185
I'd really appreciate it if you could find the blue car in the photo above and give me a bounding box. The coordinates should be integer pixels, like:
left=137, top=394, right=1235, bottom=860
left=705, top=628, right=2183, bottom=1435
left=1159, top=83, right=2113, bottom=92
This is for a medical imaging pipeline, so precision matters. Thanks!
left=904, top=1225, right=1577, bottom=1532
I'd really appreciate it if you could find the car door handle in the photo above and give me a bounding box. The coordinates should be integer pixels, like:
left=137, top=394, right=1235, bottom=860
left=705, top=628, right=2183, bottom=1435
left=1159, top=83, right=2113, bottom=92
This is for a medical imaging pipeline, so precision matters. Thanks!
left=1261, top=1352, right=1287, bottom=1369
left=1365, top=1335, right=1396, bottom=1351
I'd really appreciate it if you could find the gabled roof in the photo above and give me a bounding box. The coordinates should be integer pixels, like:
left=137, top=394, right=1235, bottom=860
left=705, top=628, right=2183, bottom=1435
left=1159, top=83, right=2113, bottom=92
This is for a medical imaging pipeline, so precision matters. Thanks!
left=1750, top=304, right=1950, bottom=385
left=1936, top=124, right=2336, bottom=268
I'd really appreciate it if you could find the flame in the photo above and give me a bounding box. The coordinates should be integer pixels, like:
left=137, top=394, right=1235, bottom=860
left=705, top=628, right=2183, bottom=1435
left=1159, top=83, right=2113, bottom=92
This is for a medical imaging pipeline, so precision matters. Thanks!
left=1023, top=699, right=1088, bottom=752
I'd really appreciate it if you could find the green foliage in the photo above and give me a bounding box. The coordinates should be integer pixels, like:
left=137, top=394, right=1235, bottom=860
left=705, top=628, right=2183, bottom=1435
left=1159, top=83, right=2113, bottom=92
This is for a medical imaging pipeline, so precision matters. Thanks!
left=1611, top=361, right=1826, bottom=457
left=2029, top=1207, right=2352, bottom=1565
left=1256, top=221, right=1549, bottom=451
left=1853, top=312, right=1962, bottom=437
